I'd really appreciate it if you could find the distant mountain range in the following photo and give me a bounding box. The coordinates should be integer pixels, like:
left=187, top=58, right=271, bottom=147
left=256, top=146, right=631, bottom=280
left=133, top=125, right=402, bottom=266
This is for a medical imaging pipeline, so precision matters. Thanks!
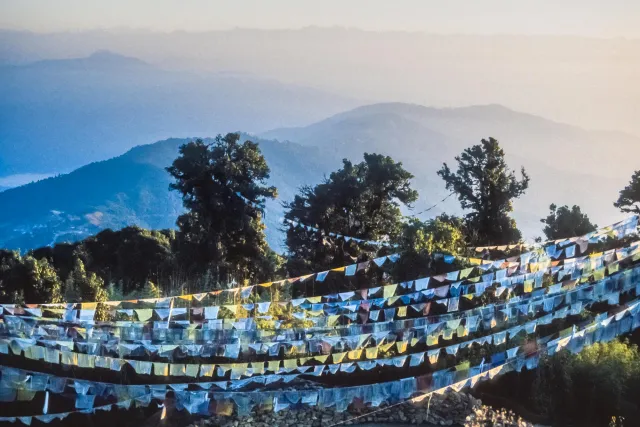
left=2, top=29, right=638, bottom=136
left=1, top=50, right=638, bottom=253
left=0, top=50, right=360, bottom=177
left=263, top=103, right=640, bottom=236
left=0, top=135, right=339, bottom=252
left=2, top=101, right=638, bottom=253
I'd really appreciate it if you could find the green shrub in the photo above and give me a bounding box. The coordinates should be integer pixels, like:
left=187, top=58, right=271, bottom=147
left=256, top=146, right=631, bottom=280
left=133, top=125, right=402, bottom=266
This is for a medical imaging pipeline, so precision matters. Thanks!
left=532, top=339, right=640, bottom=425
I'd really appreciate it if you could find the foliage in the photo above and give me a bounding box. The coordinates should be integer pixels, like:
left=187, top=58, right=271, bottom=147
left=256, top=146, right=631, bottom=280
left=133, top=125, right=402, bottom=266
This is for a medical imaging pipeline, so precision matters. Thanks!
left=64, top=258, right=110, bottom=320
left=0, top=250, right=63, bottom=303
left=438, top=137, right=529, bottom=245
left=540, top=203, right=597, bottom=240
left=531, top=351, right=575, bottom=421
left=167, top=133, right=277, bottom=286
left=393, top=215, right=466, bottom=281
left=614, top=170, right=640, bottom=215
left=531, top=340, right=640, bottom=425
left=284, top=153, right=418, bottom=275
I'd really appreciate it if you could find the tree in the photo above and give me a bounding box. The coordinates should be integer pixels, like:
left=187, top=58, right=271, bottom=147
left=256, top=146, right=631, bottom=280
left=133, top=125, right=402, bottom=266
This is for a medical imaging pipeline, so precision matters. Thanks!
left=541, top=204, right=597, bottom=240
left=79, top=226, right=175, bottom=295
left=65, top=257, right=109, bottom=319
left=284, top=153, right=418, bottom=275
left=167, top=133, right=277, bottom=286
left=66, top=258, right=106, bottom=301
left=0, top=251, right=63, bottom=303
left=25, top=257, right=64, bottom=303
left=393, top=215, right=466, bottom=281
left=614, top=170, right=640, bottom=215
left=438, top=137, right=529, bottom=245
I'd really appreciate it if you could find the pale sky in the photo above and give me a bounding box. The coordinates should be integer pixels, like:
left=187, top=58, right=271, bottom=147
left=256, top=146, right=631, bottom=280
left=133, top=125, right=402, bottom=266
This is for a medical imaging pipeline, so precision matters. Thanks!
left=1, top=0, right=639, bottom=38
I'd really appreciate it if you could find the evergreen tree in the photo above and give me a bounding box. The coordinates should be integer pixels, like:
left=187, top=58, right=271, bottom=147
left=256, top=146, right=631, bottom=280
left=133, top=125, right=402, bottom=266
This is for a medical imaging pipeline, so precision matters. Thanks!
left=284, top=153, right=418, bottom=275
left=28, top=257, right=63, bottom=303
left=438, top=137, right=529, bottom=245
left=141, top=280, right=162, bottom=299
left=65, top=258, right=109, bottom=319
left=541, top=204, right=597, bottom=240
left=66, top=258, right=107, bottom=301
left=0, top=251, right=62, bottom=303
left=614, top=170, right=640, bottom=215
left=167, top=133, right=277, bottom=286
left=393, top=215, right=466, bottom=281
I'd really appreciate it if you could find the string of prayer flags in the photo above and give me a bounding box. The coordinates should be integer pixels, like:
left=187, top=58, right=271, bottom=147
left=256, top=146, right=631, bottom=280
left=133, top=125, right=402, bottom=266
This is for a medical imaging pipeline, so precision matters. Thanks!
left=1, top=297, right=638, bottom=420
left=283, top=218, right=399, bottom=248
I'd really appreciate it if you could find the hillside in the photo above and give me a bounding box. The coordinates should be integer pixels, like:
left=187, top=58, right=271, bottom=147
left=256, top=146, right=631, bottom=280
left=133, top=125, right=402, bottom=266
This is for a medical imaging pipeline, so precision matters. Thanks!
left=262, top=103, right=640, bottom=237
left=3, top=102, right=638, bottom=253
left=0, top=50, right=359, bottom=177
left=0, top=135, right=340, bottom=252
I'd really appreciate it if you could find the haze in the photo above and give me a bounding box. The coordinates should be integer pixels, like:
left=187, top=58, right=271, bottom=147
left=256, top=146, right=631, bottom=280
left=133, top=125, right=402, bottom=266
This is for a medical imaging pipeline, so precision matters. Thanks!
left=1, top=0, right=639, bottom=244
left=2, top=0, right=640, bottom=38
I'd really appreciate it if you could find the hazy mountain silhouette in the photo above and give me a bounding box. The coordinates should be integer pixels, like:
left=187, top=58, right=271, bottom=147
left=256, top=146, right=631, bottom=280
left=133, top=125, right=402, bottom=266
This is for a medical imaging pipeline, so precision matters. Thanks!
left=0, top=50, right=360, bottom=177
left=2, top=28, right=638, bottom=136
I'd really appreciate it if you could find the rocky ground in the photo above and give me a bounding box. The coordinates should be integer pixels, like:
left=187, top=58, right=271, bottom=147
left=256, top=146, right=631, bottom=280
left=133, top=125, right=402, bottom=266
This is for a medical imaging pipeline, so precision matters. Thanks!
left=185, top=391, right=546, bottom=427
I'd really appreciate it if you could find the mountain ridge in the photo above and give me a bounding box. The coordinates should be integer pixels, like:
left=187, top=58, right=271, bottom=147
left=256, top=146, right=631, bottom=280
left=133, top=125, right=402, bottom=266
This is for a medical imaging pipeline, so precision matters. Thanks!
left=2, top=101, right=638, bottom=253
left=0, top=50, right=361, bottom=176
left=0, top=134, right=340, bottom=253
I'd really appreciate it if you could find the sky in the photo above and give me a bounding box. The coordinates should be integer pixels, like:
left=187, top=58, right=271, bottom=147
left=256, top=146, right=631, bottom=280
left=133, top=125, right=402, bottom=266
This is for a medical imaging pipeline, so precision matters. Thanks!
left=1, top=0, right=639, bottom=38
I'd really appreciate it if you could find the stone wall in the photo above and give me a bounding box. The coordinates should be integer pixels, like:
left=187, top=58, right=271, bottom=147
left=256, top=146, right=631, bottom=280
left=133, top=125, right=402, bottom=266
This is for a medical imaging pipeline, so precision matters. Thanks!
left=186, top=391, right=546, bottom=427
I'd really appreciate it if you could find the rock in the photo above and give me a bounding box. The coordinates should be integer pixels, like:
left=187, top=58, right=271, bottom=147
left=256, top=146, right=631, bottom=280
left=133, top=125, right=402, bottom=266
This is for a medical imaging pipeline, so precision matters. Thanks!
left=174, top=391, right=541, bottom=427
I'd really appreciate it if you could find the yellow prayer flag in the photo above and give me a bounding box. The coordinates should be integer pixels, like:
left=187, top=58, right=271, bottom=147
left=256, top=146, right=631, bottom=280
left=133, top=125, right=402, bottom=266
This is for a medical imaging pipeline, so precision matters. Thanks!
left=379, top=342, right=395, bottom=353
left=365, top=347, right=379, bottom=359
left=283, top=358, right=298, bottom=369
left=457, top=325, right=468, bottom=338
left=328, top=315, right=340, bottom=326
left=224, top=305, right=238, bottom=314
left=348, top=349, right=363, bottom=360
left=383, top=284, right=398, bottom=299
left=250, top=362, right=265, bottom=375
left=524, top=280, right=533, bottom=293
left=314, top=354, right=329, bottom=363
left=397, top=306, right=407, bottom=317
left=460, top=268, right=474, bottom=279
left=593, top=268, right=605, bottom=281
left=396, top=341, right=408, bottom=353
left=332, top=352, right=346, bottom=363
left=267, top=360, right=280, bottom=372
